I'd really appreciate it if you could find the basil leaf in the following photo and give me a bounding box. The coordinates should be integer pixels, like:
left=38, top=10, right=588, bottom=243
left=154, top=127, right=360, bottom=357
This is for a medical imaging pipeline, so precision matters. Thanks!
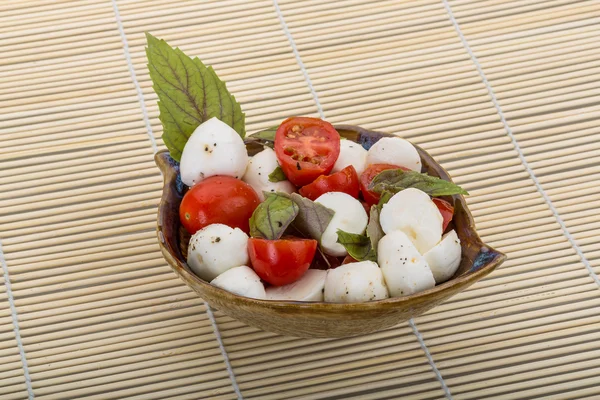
left=289, top=193, right=334, bottom=243
left=377, top=190, right=394, bottom=210
left=336, top=230, right=377, bottom=262
left=145, top=33, right=245, bottom=161
left=369, top=169, right=468, bottom=197
left=249, top=192, right=299, bottom=240
left=268, top=166, right=287, bottom=182
left=249, top=126, right=278, bottom=142
left=366, top=206, right=384, bottom=251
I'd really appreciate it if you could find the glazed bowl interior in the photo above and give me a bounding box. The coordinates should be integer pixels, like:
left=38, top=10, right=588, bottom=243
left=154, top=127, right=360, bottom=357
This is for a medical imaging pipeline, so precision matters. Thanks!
left=155, top=125, right=506, bottom=337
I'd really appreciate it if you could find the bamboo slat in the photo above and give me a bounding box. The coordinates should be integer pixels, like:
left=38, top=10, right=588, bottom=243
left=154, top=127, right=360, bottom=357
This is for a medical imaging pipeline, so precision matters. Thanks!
left=0, top=275, right=28, bottom=397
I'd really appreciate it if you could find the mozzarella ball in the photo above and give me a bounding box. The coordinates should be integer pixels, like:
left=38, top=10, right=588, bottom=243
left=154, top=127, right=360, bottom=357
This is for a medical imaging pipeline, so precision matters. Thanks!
left=211, top=266, right=266, bottom=299
left=242, top=147, right=296, bottom=201
left=266, top=269, right=327, bottom=301
left=180, top=117, right=248, bottom=186
left=332, top=139, right=368, bottom=176
left=380, top=188, right=443, bottom=254
left=187, top=223, right=249, bottom=281
left=366, top=137, right=421, bottom=172
left=324, top=261, right=389, bottom=303
left=315, top=192, right=368, bottom=256
left=378, top=230, right=436, bottom=297
left=424, top=230, right=462, bottom=284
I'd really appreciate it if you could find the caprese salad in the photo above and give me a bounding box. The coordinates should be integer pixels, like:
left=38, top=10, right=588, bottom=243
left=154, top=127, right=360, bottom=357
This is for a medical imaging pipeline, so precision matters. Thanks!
left=146, top=33, right=468, bottom=303
left=177, top=116, right=467, bottom=302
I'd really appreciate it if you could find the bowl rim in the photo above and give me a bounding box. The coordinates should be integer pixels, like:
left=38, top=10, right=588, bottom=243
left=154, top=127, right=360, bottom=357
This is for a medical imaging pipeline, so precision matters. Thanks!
left=155, top=124, right=506, bottom=313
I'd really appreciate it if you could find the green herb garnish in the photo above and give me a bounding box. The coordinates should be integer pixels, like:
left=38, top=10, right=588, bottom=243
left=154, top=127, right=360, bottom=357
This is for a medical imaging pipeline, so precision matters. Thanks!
left=377, top=190, right=394, bottom=209
left=249, top=126, right=277, bottom=142
left=336, top=230, right=377, bottom=262
left=336, top=206, right=383, bottom=262
left=249, top=192, right=298, bottom=240
left=145, top=33, right=245, bottom=161
left=268, top=166, right=287, bottom=182
left=369, top=169, right=468, bottom=197
left=366, top=206, right=384, bottom=252
left=289, top=193, right=334, bottom=244
left=248, top=192, right=334, bottom=243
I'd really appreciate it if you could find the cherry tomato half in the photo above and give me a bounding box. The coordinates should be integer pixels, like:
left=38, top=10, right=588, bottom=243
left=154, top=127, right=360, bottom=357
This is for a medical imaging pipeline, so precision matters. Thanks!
left=274, top=117, right=341, bottom=187
left=359, top=164, right=409, bottom=206
left=298, top=165, right=359, bottom=201
left=180, top=176, right=260, bottom=235
left=248, top=237, right=317, bottom=286
left=433, top=198, right=454, bottom=232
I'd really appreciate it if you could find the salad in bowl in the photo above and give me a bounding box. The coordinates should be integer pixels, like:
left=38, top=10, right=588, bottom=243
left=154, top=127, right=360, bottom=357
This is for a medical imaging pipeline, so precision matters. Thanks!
left=149, top=34, right=505, bottom=337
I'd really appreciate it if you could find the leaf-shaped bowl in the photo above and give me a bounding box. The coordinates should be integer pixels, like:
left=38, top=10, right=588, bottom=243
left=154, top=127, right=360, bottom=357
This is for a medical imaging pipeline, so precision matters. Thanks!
left=155, top=125, right=506, bottom=338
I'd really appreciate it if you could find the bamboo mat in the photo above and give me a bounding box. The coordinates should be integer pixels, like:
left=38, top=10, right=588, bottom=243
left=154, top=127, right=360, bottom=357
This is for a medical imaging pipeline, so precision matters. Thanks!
left=1, top=0, right=599, bottom=399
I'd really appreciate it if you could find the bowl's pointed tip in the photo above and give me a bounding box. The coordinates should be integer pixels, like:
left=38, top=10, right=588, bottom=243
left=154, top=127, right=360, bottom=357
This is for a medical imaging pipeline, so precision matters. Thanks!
left=484, top=246, right=508, bottom=273
left=498, top=251, right=508, bottom=264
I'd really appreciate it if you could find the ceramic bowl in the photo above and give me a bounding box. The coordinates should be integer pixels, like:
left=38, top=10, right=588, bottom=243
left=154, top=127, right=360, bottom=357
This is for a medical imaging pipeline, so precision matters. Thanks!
left=155, top=125, right=506, bottom=338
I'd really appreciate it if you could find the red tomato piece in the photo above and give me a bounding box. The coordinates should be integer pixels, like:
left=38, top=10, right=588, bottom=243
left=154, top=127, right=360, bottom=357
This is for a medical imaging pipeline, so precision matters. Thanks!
left=359, top=164, right=409, bottom=206
left=298, top=165, right=359, bottom=200
left=179, top=176, right=260, bottom=235
left=248, top=238, right=318, bottom=286
left=360, top=200, right=371, bottom=215
left=274, top=117, right=341, bottom=186
left=433, top=198, right=454, bottom=232
left=342, top=255, right=358, bottom=265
